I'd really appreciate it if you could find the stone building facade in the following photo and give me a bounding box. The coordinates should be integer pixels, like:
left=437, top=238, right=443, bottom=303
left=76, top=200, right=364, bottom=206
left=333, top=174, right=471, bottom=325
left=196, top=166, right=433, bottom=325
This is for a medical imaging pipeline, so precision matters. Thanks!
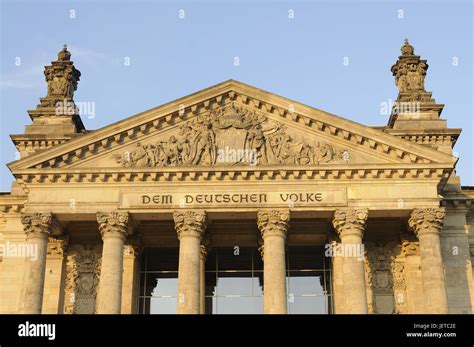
left=0, top=41, right=473, bottom=314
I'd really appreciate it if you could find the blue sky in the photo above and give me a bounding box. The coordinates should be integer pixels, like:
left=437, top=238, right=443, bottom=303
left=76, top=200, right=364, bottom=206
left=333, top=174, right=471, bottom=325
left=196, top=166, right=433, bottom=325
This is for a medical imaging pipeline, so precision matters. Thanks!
left=0, top=0, right=472, bottom=191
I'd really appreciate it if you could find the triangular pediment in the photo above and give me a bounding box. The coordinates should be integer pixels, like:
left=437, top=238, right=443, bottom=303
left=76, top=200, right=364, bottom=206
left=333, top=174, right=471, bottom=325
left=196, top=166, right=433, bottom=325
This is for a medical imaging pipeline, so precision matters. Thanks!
left=8, top=80, right=455, bottom=175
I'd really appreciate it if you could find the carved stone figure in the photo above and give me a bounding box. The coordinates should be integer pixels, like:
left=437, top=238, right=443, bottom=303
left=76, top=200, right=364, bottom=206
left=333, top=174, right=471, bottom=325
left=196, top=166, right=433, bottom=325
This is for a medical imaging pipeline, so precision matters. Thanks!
left=114, top=103, right=350, bottom=168
left=246, top=121, right=267, bottom=164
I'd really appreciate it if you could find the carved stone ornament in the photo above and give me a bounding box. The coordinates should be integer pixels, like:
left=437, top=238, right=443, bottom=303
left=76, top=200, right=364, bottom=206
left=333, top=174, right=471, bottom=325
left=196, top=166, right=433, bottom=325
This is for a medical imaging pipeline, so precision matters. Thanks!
left=21, top=212, right=60, bottom=238
left=391, top=39, right=435, bottom=104
left=42, top=45, right=80, bottom=104
left=401, top=240, right=420, bottom=256
left=257, top=210, right=290, bottom=239
left=332, top=209, right=368, bottom=238
left=365, top=241, right=406, bottom=314
left=173, top=210, right=207, bottom=240
left=96, top=212, right=133, bottom=240
left=365, top=241, right=405, bottom=292
left=408, top=208, right=446, bottom=237
left=63, top=244, right=102, bottom=314
left=47, top=236, right=69, bottom=257
left=114, top=103, right=349, bottom=168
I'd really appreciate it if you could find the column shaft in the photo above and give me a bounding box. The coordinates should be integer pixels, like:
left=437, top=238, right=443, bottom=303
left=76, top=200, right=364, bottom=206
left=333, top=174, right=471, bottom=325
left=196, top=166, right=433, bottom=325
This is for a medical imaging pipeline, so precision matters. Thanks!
left=409, top=208, right=448, bottom=313
left=96, top=212, right=133, bottom=314
left=332, top=209, right=368, bottom=314
left=19, top=213, right=59, bottom=314
left=330, top=242, right=345, bottom=314
left=199, top=241, right=210, bottom=314
left=174, top=211, right=207, bottom=314
left=257, top=210, right=290, bottom=314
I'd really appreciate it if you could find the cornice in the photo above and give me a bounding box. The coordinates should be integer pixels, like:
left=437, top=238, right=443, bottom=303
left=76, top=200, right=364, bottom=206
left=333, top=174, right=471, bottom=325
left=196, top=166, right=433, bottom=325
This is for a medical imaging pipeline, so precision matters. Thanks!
left=11, top=164, right=452, bottom=193
left=8, top=81, right=455, bottom=172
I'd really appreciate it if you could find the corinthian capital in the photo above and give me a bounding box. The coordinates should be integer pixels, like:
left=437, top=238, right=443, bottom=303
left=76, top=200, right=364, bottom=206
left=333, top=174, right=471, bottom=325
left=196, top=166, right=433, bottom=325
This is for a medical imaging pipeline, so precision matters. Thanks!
left=21, top=212, right=60, bottom=239
left=96, top=212, right=134, bottom=240
left=173, top=210, right=207, bottom=240
left=332, top=209, right=368, bottom=239
left=257, top=210, right=290, bottom=239
left=408, top=208, right=445, bottom=237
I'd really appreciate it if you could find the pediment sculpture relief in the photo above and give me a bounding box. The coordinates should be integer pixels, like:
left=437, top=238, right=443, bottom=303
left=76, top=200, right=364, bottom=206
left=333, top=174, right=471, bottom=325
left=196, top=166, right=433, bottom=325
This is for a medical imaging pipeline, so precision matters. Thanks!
left=114, top=103, right=349, bottom=167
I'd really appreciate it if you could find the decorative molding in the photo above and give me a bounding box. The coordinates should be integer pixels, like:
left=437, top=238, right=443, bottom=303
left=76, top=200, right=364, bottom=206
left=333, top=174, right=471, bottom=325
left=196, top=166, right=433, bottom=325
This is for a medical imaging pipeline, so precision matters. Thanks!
left=396, top=134, right=457, bottom=146
left=173, top=210, right=207, bottom=240
left=21, top=212, right=60, bottom=238
left=12, top=166, right=452, bottom=188
left=408, top=208, right=446, bottom=237
left=332, top=209, right=368, bottom=239
left=13, top=138, right=71, bottom=157
left=257, top=209, right=290, bottom=239
left=0, top=201, right=26, bottom=215
left=441, top=199, right=472, bottom=210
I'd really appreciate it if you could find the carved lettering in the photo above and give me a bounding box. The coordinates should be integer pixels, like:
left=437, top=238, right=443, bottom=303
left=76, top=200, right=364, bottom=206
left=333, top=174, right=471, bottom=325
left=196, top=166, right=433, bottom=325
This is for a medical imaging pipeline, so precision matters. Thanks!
left=119, top=188, right=346, bottom=209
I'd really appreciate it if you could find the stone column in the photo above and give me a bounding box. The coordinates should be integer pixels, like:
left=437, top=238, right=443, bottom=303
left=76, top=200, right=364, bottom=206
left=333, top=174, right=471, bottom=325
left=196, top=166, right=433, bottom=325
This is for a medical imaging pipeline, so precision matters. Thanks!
left=257, top=210, right=290, bottom=314
left=332, top=209, right=369, bottom=314
left=42, top=236, right=69, bottom=313
left=96, top=212, right=133, bottom=314
left=19, top=212, right=60, bottom=314
left=121, top=234, right=141, bottom=314
left=174, top=210, right=207, bottom=314
left=327, top=237, right=345, bottom=314
left=199, top=236, right=210, bottom=314
left=409, top=208, right=448, bottom=313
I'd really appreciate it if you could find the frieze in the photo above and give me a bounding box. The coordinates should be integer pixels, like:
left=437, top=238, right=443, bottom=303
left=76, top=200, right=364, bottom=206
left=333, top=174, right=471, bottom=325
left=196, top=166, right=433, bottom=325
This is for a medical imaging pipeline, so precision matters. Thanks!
left=113, top=103, right=349, bottom=167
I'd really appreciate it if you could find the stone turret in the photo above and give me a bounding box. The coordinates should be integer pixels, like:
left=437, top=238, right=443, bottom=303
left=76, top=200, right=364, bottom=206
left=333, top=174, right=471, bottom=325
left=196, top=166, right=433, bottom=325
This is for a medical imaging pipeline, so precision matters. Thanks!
left=387, top=39, right=446, bottom=134
left=385, top=39, right=462, bottom=191
left=10, top=45, right=86, bottom=159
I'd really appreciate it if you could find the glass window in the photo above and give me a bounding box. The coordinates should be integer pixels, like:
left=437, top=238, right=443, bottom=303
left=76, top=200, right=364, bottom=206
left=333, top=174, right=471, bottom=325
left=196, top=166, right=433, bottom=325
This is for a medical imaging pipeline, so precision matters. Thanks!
left=216, top=272, right=254, bottom=296
left=139, top=245, right=332, bottom=314
left=216, top=247, right=253, bottom=271
left=288, top=271, right=326, bottom=296
left=139, top=248, right=179, bottom=314
left=214, top=297, right=263, bottom=314
left=150, top=297, right=177, bottom=314
left=285, top=247, right=332, bottom=314
left=288, top=296, right=330, bottom=314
